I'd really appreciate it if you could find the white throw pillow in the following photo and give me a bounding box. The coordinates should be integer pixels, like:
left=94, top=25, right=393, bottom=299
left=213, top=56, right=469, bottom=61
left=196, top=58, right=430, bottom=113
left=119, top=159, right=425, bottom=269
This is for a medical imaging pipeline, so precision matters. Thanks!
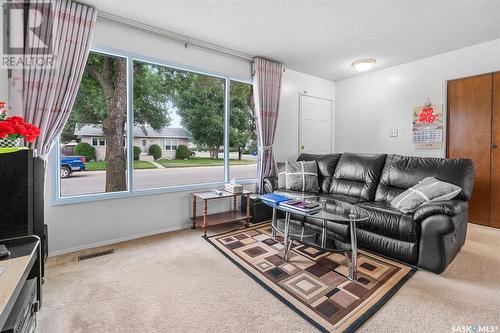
left=391, top=177, right=462, bottom=213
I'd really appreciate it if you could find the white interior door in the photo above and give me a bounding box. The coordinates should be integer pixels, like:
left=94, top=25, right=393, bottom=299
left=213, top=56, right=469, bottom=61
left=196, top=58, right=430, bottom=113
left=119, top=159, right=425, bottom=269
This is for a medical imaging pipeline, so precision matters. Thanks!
left=299, top=94, right=333, bottom=154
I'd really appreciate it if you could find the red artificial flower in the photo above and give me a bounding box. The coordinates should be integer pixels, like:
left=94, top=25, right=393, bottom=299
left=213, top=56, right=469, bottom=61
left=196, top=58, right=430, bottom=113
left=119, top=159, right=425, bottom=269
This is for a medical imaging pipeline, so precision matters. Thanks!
left=0, top=116, right=41, bottom=143
left=6, top=117, right=28, bottom=137
left=23, top=123, right=41, bottom=142
left=0, top=121, right=15, bottom=139
left=0, top=101, right=6, bottom=109
left=6, top=116, right=25, bottom=125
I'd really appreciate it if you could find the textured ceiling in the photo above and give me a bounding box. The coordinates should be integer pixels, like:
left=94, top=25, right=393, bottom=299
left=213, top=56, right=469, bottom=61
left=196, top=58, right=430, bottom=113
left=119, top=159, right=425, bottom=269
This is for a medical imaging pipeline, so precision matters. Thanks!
left=80, top=0, right=500, bottom=81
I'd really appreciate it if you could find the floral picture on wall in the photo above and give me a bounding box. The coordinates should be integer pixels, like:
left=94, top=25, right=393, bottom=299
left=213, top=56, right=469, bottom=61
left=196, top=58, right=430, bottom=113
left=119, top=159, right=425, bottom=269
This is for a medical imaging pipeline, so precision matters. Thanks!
left=412, top=104, right=443, bottom=149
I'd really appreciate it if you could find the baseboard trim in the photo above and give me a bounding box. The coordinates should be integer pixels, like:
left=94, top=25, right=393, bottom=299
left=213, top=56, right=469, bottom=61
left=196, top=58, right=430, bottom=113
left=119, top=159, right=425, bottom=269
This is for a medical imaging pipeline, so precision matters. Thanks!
left=48, top=223, right=193, bottom=257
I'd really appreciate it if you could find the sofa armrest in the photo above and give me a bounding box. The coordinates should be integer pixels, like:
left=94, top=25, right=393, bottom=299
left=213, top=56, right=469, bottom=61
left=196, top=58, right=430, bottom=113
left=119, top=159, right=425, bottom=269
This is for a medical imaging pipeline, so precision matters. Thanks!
left=413, top=200, right=468, bottom=222
left=263, top=177, right=278, bottom=193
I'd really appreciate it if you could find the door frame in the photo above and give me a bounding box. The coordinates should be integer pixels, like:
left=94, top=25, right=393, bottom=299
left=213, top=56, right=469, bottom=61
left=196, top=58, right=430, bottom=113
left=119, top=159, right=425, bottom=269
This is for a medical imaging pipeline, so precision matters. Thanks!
left=298, top=92, right=334, bottom=156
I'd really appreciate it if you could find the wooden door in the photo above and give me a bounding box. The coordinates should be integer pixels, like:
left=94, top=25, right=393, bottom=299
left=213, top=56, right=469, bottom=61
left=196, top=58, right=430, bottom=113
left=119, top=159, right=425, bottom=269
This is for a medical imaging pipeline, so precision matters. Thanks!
left=447, top=74, right=492, bottom=226
left=299, top=94, right=333, bottom=154
left=490, top=73, right=500, bottom=228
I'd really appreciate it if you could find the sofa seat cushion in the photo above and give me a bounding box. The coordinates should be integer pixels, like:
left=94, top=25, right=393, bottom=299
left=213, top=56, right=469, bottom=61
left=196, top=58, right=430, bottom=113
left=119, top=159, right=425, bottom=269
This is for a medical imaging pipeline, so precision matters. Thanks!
left=357, top=229, right=418, bottom=265
left=272, top=189, right=319, bottom=199
left=273, top=189, right=366, bottom=205
left=357, top=202, right=418, bottom=243
left=321, top=194, right=367, bottom=205
left=301, top=219, right=418, bottom=265
left=305, top=217, right=350, bottom=242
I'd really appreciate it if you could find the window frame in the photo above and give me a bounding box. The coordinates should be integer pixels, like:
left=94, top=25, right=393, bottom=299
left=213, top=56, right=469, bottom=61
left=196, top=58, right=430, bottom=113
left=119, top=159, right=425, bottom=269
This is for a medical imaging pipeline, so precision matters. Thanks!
left=170, top=139, right=178, bottom=151
left=53, top=47, right=255, bottom=205
left=91, top=137, right=106, bottom=146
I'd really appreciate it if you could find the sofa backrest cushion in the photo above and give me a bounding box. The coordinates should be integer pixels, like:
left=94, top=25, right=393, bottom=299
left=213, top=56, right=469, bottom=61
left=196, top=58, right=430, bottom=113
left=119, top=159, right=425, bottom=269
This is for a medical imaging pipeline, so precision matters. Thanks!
left=375, top=154, right=475, bottom=203
left=297, top=153, right=342, bottom=193
left=329, top=153, right=387, bottom=200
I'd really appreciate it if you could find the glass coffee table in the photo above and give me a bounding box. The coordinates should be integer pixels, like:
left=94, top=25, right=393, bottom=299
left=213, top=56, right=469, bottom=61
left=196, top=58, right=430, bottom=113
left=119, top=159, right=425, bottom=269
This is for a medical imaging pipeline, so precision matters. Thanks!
left=261, top=194, right=369, bottom=281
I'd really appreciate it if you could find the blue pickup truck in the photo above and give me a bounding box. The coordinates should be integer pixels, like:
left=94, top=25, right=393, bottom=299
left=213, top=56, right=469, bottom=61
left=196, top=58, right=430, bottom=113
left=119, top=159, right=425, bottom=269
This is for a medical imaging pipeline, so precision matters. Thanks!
left=60, top=155, right=86, bottom=178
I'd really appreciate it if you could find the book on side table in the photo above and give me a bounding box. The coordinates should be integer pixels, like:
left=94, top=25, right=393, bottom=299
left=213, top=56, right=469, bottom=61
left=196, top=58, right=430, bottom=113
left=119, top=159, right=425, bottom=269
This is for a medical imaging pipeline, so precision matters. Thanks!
left=260, top=194, right=322, bottom=214
left=259, top=194, right=290, bottom=205
left=280, top=200, right=321, bottom=214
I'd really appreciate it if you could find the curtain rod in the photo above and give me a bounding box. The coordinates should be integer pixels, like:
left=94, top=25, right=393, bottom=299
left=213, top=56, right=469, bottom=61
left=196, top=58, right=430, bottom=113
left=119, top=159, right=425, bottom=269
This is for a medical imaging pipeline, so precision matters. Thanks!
left=97, top=11, right=255, bottom=62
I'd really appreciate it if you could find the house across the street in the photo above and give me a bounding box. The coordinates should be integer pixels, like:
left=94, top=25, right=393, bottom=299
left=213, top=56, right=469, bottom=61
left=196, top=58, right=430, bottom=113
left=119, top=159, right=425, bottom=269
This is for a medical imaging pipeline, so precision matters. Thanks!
left=74, top=124, right=192, bottom=160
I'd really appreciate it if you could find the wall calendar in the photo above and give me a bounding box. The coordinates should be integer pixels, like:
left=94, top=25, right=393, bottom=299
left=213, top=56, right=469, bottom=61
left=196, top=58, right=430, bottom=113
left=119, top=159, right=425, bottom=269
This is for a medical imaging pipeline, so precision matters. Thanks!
left=412, top=103, right=443, bottom=149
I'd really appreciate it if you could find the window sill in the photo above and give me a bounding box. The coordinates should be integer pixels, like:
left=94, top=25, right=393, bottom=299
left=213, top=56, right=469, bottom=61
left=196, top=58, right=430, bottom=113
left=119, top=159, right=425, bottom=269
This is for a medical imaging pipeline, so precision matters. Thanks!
left=52, top=178, right=257, bottom=206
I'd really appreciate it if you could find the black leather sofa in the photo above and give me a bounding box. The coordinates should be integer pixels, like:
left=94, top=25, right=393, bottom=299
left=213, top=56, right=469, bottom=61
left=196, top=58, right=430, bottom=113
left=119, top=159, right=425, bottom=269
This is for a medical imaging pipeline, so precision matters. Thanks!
left=263, top=152, right=475, bottom=273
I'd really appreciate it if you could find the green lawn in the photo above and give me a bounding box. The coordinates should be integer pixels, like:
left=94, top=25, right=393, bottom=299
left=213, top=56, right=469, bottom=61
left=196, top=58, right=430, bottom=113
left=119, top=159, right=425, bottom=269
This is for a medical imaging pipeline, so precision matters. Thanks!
left=157, top=157, right=256, bottom=168
left=85, top=160, right=157, bottom=171
left=85, top=157, right=256, bottom=171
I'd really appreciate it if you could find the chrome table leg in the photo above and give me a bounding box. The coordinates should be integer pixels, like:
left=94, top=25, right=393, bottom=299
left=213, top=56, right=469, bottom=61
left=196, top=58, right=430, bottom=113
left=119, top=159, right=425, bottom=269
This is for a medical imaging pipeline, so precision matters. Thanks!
left=321, top=219, right=326, bottom=248
left=283, top=212, right=291, bottom=262
left=348, top=219, right=358, bottom=281
left=271, top=207, right=277, bottom=238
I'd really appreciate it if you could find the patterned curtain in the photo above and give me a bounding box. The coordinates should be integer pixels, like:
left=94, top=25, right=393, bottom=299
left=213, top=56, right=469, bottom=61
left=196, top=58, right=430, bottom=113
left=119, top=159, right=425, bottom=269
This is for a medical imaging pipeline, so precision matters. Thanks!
left=252, top=58, right=284, bottom=193
left=8, top=0, right=97, bottom=157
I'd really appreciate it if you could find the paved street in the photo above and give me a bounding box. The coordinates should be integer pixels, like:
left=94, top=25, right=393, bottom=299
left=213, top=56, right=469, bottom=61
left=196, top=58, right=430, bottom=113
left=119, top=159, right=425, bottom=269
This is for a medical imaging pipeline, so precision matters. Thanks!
left=60, top=165, right=257, bottom=196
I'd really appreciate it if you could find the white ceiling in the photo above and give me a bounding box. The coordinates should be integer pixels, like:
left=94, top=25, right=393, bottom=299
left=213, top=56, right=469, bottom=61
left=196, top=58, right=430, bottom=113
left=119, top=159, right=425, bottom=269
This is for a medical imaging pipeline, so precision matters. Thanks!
left=81, top=0, right=500, bottom=81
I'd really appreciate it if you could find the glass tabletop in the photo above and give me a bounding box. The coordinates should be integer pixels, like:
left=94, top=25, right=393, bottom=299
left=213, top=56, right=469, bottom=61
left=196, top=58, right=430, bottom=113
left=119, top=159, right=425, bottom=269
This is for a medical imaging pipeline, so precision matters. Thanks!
left=192, top=189, right=252, bottom=200
left=260, top=193, right=369, bottom=223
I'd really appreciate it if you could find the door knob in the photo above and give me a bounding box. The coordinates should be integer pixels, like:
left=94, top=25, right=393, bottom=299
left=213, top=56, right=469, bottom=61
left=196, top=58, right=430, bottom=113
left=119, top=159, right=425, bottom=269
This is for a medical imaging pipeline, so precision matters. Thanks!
left=492, top=144, right=498, bottom=149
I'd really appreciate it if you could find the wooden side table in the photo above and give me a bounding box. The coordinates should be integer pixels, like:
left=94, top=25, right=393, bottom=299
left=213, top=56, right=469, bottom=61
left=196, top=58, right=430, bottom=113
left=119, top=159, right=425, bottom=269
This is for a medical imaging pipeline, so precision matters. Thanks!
left=191, top=190, right=252, bottom=237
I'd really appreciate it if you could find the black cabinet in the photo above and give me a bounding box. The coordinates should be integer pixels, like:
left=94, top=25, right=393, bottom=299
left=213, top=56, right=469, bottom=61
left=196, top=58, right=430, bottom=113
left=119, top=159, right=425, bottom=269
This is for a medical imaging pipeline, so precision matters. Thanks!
left=240, top=194, right=273, bottom=224
left=0, top=150, right=46, bottom=276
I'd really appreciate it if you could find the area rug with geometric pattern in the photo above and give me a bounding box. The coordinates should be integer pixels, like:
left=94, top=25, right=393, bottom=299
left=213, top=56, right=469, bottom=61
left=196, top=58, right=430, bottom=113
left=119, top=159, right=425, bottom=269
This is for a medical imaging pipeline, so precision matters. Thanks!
left=206, top=222, right=416, bottom=333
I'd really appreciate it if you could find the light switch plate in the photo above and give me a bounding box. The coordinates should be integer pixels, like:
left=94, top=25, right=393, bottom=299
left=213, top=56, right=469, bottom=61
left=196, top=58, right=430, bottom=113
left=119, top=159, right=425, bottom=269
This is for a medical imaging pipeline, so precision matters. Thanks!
left=390, top=129, right=399, bottom=137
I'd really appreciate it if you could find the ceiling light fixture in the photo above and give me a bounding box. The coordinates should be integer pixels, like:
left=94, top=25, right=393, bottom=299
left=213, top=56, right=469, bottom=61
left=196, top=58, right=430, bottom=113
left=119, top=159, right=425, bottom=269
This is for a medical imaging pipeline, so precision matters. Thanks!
left=352, top=59, right=376, bottom=72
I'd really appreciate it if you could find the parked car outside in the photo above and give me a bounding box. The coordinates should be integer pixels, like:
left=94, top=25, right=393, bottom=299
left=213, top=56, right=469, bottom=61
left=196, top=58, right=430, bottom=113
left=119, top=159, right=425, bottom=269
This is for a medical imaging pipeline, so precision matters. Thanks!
left=60, top=155, right=86, bottom=178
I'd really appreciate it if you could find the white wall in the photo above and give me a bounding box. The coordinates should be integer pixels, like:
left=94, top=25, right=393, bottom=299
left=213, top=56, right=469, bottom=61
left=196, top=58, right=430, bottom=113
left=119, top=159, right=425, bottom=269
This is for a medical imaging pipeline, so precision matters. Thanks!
left=335, top=38, right=500, bottom=157
left=44, top=19, right=335, bottom=255
left=274, top=69, right=335, bottom=162
left=93, top=19, right=251, bottom=81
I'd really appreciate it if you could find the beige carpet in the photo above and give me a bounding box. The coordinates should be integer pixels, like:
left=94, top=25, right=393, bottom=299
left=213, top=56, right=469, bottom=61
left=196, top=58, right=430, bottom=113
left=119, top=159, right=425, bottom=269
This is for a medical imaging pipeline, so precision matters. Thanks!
left=38, top=223, right=500, bottom=333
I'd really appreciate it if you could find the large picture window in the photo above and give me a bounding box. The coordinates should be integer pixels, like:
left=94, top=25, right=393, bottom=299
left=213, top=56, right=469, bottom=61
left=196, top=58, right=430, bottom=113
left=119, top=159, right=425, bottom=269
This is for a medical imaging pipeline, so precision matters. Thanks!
left=56, top=50, right=255, bottom=202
